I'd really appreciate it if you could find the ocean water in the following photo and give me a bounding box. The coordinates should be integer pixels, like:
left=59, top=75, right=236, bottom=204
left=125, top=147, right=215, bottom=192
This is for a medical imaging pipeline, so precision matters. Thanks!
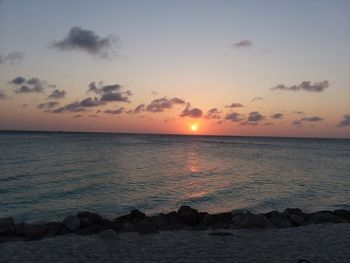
left=0, top=131, right=349, bottom=222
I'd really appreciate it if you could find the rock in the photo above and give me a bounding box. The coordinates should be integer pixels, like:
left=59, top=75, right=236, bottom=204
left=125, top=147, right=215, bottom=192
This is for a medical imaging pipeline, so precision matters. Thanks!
left=46, top=222, right=63, bottom=236
left=0, top=217, right=15, bottom=236
left=14, top=223, right=46, bottom=240
left=63, top=215, right=80, bottom=232
left=307, top=211, right=344, bottom=224
left=122, top=222, right=135, bottom=232
left=283, top=208, right=308, bottom=226
left=149, top=214, right=169, bottom=229
left=136, top=219, right=158, bottom=234
left=200, top=212, right=233, bottom=227
left=79, top=218, right=92, bottom=228
left=117, top=209, right=146, bottom=223
left=176, top=206, right=202, bottom=226
left=77, top=212, right=103, bottom=225
left=232, top=213, right=272, bottom=228
left=265, top=211, right=292, bottom=228
left=333, top=209, right=350, bottom=221
left=99, top=229, right=117, bottom=239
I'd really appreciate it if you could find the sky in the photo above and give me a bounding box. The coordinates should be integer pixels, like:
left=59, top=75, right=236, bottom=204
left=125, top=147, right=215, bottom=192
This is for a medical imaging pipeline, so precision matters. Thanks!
left=0, top=0, right=349, bottom=138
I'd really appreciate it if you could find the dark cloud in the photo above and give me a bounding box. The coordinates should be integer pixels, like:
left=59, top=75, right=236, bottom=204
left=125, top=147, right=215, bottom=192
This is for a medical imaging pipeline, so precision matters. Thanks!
left=180, top=103, right=203, bottom=118
left=127, top=104, right=145, bottom=114
left=204, top=108, right=221, bottom=119
left=48, top=89, right=66, bottom=100
left=251, top=96, right=263, bottom=102
left=270, top=113, right=284, bottom=119
left=52, top=26, right=119, bottom=58
left=72, top=114, right=83, bottom=119
left=0, top=51, right=25, bottom=64
left=337, top=115, right=350, bottom=127
left=225, top=102, right=243, bottom=108
left=248, top=111, right=265, bottom=122
left=104, top=107, right=125, bottom=115
left=233, top=40, right=253, bottom=48
left=146, top=97, right=185, bottom=113
left=10, top=76, right=53, bottom=93
left=225, top=112, right=243, bottom=122
left=270, top=81, right=329, bottom=92
left=37, top=101, right=59, bottom=110
left=88, top=81, right=131, bottom=103
left=10, top=76, right=26, bottom=85
left=263, top=122, right=274, bottom=126
left=301, top=116, right=323, bottom=122
left=80, top=97, right=104, bottom=107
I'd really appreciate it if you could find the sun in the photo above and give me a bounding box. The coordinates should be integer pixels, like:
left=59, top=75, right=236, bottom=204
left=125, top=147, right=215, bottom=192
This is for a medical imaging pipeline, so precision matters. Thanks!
left=190, top=122, right=199, bottom=132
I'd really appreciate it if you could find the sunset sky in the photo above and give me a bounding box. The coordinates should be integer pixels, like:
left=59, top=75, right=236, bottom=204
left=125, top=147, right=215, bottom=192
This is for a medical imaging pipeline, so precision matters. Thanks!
left=0, top=0, right=349, bottom=138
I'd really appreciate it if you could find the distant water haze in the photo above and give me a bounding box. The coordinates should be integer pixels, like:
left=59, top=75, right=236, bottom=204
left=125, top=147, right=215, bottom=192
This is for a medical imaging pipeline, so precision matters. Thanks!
left=0, top=131, right=349, bottom=222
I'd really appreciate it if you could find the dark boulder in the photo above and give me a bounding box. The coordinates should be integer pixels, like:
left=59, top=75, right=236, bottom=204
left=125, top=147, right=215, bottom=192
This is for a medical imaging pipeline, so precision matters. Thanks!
left=176, top=206, right=202, bottom=227
left=135, top=219, right=158, bottom=234
left=77, top=212, right=103, bottom=225
left=307, top=211, right=344, bottom=224
left=333, top=209, right=350, bottom=222
left=63, top=215, right=80, bottom=232
left=116, top=209, right=147, bottom=223
left=283, top=208, right=308, bottom=226
left=265, top=211, right=292, bottom=228
left=14, top=223, right=46, bottom=240
left=0, top=217, right=15, bottom=236
left=200, top=212, right=233, bottom=228
left=79, top=218, right=92, bottom=228
left=46, top=222, right=63, bottom=236
left=232, top=212, right=272, bottom=228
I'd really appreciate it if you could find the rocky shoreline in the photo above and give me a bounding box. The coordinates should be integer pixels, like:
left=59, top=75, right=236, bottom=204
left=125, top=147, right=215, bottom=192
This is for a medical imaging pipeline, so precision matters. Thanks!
left=1, top=206, right=350, bottom=242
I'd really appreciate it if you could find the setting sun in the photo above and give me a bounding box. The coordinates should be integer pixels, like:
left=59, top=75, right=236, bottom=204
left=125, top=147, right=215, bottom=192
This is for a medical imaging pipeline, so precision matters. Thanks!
left=190, top=122, right=199, bottom=132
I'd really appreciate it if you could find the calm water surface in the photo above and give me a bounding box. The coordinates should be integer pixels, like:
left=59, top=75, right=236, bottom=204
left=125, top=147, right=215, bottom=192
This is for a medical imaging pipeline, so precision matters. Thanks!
left=1, top=131, right=349, bottom=222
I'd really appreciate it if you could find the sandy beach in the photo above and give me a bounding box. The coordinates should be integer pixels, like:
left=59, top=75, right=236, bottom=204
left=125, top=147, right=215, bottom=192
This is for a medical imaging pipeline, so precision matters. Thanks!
left=1, top=223, right=349, bottom=263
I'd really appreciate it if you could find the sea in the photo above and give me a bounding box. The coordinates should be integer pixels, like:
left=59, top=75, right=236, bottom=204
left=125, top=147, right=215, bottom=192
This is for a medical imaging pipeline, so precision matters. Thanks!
left=0, top=131, right=349, bottom=222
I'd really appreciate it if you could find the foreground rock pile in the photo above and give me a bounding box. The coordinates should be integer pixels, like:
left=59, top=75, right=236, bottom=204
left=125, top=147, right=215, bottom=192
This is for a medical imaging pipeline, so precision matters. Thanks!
left=1, top=206, right=350, bottom=242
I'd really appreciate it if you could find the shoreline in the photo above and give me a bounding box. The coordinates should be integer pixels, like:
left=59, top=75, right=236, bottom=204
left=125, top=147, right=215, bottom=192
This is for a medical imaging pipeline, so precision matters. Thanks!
left=1, top=206, right=350, bottom=242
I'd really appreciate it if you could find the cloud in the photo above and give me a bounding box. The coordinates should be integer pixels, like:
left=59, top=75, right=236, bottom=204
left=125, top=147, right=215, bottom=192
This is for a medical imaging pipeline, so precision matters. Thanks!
left=88, top=81, right=131, bottom=103
left=50, top=101, right=85, bottom=113
left=0, top=51, right=25, bottom=64
left=225, top=102, right=243, bottom=108
left=337, top=115, right=350, bottom=127
left=10, top=76, right=53, bottom=93
left=251, top=96, right=263, bottom=102
left=225, top=112, right=243, bottom=122
left=0, top=90, right=8, bottom=100
left=270, top=81, right=329, bottom=92
left=292, top=120, right=303, bottom=128
left=180, top=103, right=203, bottom=118
left=248, top=111, right=265, bottom=122
left=80, top=97, right=104, bottom=107
left=127, top=104, right=145, bottom=114
left=233, top=40, right=253, bottom=48
left=270, top=113, right=284, bottom=119
left=146, top=97, right=185, bottom=113
left=104, top=107, right=125, bottom=115
left=37, top=101, right=59, bottom=110
left=263, top=122, right=274, bottom=126
left=52, top=26, right=119, bottom=58
left=48, top=89, right=66, bottom=100
left=72, top=114, right=83, bottom=119
left=204, top=108, right=221, bottom=119
left=301, top=116, right=323, bottom=122
left=292, top=111, right=305, bottom=115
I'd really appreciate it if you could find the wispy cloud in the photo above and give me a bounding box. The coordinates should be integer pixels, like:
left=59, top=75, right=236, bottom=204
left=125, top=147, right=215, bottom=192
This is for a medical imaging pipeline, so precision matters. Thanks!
left=204, top=108, right=221, bottom=119
left=0, top=51, right=25, bottom=64
left=127, top=104, right=145, bottom=114
left=251, top=96, right=263, bottom=102
left=301, top=116, right=323, bottom=122
left=10, top=76, right=54, bottom=93
left=51, top=26, right=119, bottom=59
left=104, top=107, right=125, bottom=115
left=337, top=115, right=350, bottom=127
left=270, top=113, right=284, bottom=119
left=271, top=81, right=329, bottom=92
left=37, top=101, right=59, bottom=110
left=88, top=81, right=131, bottom=102
left=233, top=40, right=253, bottom=48
left=225, top=112, right=243, bottom=122
left=48, top=89, right=66, bottom=100
left=225, top=102, right=244, bottom=108
left=0, top=90, right=9, bottom=100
